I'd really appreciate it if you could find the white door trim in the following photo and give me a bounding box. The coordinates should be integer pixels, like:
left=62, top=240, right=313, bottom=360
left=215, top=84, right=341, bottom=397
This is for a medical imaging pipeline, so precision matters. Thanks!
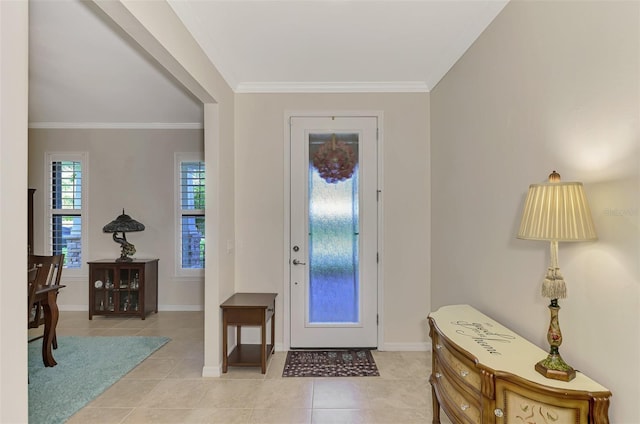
left=282, top=110, right=384, bottom=351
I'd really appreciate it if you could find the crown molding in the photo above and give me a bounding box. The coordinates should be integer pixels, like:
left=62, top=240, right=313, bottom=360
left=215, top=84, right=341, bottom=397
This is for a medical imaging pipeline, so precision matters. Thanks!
left=235, top=81, right=430, bottom=94
left=28, top=122, right=204, bottom=130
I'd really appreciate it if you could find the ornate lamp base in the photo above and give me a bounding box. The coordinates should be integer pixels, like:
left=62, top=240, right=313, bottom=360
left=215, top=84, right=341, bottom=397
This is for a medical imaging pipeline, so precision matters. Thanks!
left=535, top=353, right=576, bottom=382
left=114, top=236, right=136, bottom=262
left=536, top=299, right=576, bottom=382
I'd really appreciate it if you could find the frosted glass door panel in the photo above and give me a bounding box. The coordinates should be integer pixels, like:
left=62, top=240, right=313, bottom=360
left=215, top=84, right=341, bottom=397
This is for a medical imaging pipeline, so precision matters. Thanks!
left=289, top=115, right=378, bottom=348
left=308, top=133, right=359, bottom=324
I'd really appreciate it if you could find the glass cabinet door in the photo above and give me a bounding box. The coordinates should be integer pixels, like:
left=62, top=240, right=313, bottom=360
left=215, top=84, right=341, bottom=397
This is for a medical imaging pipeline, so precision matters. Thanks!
left=117, top=267, right=140, bottom=313
left=92, top=267, right=115, bottom=312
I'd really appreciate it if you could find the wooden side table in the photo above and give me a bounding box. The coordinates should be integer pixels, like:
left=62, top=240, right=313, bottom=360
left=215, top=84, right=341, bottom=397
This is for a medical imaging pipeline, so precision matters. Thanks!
left=221, top=292, right=277, bottom=374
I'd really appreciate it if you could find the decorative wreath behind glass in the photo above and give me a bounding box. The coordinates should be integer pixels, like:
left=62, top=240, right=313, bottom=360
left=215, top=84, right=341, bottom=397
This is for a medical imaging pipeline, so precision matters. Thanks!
left=312, top=136, right=357, bottom=184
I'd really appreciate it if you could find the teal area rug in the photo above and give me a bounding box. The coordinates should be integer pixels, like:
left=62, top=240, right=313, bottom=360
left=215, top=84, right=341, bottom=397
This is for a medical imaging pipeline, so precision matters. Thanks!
left=28, top=336, right=169, bottom=424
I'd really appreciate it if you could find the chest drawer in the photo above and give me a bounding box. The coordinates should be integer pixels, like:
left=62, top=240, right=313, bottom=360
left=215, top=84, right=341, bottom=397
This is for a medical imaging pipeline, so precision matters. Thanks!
left=224, top=299, right=274, bottom=325
left=433, top=332, right=482, bottom=394
left=434, top=357, right=482, bottom=423
left=225, top=307, right=265, bottom=324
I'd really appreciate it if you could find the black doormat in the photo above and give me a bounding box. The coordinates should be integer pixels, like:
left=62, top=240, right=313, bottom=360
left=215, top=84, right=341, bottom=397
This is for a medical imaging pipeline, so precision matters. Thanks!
left=282, top=350, right=380, bottom=377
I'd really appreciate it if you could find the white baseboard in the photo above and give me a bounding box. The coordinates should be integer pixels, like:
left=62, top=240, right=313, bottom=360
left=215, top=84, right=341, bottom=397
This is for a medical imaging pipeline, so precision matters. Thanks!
left=201, top=365, right=221, bottom=377
left=59, top=305, right=87, bottom=311
left=59, top=305, right=204, bottom=312
left=159, top=305, right=204, bottom=311
left=378, top=342, right=431, bottom=352
left=276, top=343, right=431, bottom=352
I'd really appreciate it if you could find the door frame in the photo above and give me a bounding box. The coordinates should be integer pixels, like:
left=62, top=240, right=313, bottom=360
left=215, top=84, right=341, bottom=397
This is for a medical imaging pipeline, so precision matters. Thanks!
left=282, top=110, right=385, bottom=350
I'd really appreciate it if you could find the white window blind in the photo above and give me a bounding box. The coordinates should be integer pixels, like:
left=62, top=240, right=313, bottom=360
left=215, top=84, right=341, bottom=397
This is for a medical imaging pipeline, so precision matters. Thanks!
left=48, top=156, right=85, bottom=269
left=179, top=159, right=205, bottom=269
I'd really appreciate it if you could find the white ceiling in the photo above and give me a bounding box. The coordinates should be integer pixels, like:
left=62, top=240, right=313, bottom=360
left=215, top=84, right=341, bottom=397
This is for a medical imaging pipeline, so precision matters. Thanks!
left=28, top=0, right=509, bottom=128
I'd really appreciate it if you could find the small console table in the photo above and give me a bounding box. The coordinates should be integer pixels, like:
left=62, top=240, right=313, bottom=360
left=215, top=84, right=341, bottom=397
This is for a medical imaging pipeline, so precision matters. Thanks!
left=220, top=292, right=277, bottom=374
left=429, top=304, right=611, bottom=424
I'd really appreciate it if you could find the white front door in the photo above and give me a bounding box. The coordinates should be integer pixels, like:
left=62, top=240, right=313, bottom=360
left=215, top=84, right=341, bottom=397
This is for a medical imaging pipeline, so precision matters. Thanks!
left=289, top=115, right=378, bottom=348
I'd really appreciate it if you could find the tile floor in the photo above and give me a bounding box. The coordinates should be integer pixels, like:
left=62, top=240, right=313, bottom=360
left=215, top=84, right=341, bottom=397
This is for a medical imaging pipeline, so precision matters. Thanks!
left=44, top=311, right=453, bottom=424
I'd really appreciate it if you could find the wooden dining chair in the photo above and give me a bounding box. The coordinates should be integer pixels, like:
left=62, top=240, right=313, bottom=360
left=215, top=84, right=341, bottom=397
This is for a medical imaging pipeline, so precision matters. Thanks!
left=27, top=265, right=41, bottom=323
left=28, top=254, right=64, bottom=348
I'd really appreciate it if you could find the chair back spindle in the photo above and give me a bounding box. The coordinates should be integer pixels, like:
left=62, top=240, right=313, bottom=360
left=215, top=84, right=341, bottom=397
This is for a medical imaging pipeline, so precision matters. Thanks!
left=28, top=254, right=64, bottom=330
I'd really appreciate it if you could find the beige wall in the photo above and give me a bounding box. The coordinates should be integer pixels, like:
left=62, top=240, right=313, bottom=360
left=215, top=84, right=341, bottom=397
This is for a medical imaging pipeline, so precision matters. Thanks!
left=431, top=1, right=639, bottom=421
left=235, top=93, right=431, bottom=349
left=0, top=1, right=29, bottom=421
left=28, top=128, right=205, bottom=309
left=92, top=0, right=238, bottom=376
left=28, top=97, right=432, bottom=351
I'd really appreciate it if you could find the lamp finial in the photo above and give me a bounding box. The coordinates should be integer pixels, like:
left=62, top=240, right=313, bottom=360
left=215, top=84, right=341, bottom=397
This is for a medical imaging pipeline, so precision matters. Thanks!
left=548, top=170, right=561, bottom=182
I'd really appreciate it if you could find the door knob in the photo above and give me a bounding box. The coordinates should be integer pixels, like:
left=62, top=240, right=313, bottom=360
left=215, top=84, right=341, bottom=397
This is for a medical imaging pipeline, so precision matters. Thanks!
left=292, top=259, right=306, bottom=265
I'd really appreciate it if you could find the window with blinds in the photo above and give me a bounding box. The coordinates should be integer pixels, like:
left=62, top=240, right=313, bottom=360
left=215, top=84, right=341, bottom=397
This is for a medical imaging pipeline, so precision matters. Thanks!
left=179, top=159, right=205, bottom=269
left=48, top=155, right=85, bottom=269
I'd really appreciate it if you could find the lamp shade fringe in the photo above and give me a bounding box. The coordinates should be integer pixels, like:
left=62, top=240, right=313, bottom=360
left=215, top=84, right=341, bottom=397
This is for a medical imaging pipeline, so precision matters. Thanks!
left=542, top=267, right=567, bottom=299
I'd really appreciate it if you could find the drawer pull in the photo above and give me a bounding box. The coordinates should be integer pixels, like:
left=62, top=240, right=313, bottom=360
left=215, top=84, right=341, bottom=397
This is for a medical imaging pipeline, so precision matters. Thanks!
left=460, top=404, right=470, bottom=411
left=460, top=370, right=469, bottom=377
left=436, top=344, right=443, bottom=350
left=435, top=372, right=442, bottom=379
left=494, top=408, right=504, bottom=417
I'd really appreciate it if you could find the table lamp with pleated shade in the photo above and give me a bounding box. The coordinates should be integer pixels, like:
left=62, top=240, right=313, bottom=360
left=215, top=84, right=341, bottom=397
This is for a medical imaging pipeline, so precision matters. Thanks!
left=517, top=171, right=597, bottom=381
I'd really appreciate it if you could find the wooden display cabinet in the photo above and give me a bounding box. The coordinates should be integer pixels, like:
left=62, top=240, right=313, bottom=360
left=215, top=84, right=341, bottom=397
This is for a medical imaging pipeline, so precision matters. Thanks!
left=88, top=259, right=158, bottom=320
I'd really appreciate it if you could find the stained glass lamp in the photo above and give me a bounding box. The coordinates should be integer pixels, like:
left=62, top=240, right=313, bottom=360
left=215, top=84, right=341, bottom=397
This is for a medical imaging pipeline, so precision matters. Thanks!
left=103, top=209, right=145, bottom=262
left=517, top=171, right=597, bottom=381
